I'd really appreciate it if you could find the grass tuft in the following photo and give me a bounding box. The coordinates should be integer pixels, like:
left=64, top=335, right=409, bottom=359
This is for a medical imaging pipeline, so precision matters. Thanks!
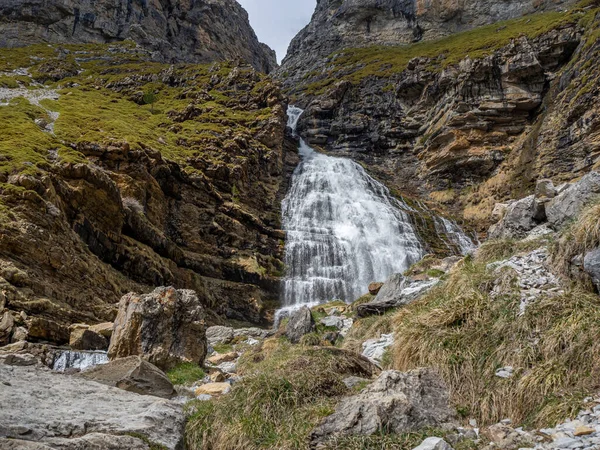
left=166, top=363, right=205, bottom=386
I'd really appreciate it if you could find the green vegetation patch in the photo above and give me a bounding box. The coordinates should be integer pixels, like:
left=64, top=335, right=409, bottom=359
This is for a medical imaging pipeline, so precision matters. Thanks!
left=186, top=339, right=375, bottom=449
left=166, top=363, right=205, bottom=385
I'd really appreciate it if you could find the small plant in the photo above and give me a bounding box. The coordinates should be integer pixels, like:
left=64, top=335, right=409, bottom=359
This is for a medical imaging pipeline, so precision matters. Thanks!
left=142, top=89, right=157, bottom=113
left=166, top=363, right=205, bottom=385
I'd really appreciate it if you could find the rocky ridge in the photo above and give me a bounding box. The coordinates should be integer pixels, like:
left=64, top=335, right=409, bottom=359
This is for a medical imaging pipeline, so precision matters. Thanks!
left=281, top=0, right=575, bottom=88
left=0, top=0, right=277, bottom=72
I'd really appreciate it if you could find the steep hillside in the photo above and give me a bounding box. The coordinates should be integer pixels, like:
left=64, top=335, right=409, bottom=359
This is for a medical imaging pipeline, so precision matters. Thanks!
left=0, top=42, right=295, bottom=343
left=0, top=0, right=277, bottom=72
left=278, top=1, right=600, bottom=232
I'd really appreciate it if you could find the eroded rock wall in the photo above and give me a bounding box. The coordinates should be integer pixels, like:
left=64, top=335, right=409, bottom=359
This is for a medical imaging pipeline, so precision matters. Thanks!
left=0, top=0, right=277, bottom=72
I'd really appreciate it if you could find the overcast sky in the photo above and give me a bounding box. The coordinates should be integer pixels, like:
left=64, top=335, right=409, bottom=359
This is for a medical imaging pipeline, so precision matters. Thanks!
left=237, top=0, right=316, bottom=63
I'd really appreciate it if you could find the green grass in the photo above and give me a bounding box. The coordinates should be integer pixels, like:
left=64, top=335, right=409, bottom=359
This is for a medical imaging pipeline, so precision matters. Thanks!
left=186, top=339, right=377, bottom=450
left=166, top=363, right=206, bottom=385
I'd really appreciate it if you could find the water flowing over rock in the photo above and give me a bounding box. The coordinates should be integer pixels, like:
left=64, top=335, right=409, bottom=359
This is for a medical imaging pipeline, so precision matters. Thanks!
left=52, top=350, right=108, bottom=372
left=282, top=106, right=424, bottom=306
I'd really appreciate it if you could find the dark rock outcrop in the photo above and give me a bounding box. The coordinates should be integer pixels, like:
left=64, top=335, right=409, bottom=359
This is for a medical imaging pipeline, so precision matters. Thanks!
left=0, top=0, right=277, bottom=72
left=108, top=287, right=207, bottom=371
left=310, top=368, right=456, bottom=446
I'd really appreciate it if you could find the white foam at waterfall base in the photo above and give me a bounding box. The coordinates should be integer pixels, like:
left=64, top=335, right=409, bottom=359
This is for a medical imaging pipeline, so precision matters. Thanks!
left=282, top=106, right=425, bottom=307
left=52, top=350, right=109, bottom=372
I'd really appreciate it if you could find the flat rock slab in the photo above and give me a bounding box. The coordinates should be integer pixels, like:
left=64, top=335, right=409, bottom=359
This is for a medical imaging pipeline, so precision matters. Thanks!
left=0, top=360, right=184, bottom=449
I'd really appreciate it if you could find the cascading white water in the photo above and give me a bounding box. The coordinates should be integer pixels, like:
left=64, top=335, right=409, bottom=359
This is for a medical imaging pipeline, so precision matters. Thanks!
left=281, top=106, right=425, bottom=307
left=52, top=350, right=108, bottom=372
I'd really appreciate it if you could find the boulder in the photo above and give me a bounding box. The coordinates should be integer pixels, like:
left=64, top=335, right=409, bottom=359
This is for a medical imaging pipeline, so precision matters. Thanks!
left=78, top=355, right=176, bottom=399
left=89, top=322, right=114, bottom=339
left=11, top=326, right=28, bottom=343
left=546, top=172, right=600, bottom=229
left=69, top=325, right=108, bottom=351
left=0, top=311, right=14, bottom=346
left=285, top=306, right=315, bottom=344
left=207, top=352, right=239, bottom=365
left=0, top=359, right=184, bottom=449
left=413, top=437, right=454, bottom=450
left=26, top=317, right=69, bottom=344
left=584, top=248, right=600, bottom=292
left=310, top=369, right=456, bottom=445
left=535, top=179, right=556, bottom=199
left=368, top=282, right=384, bottom=295
left=206, top=326, right=235, bottom=345
left=195, top=382, right=231, bottom=396
left=488, top=195, right=540, bottom=239
left=233, top=327, right=271, bottom=340
left=108, top=287, right=207, bottom=371
left=320, top=316, right=344, bottom=329
left=357, top=274, right=438, bottom=317
left=362, top=333, right=395, bottom=364
left=0, top=433, right=153, bottom=449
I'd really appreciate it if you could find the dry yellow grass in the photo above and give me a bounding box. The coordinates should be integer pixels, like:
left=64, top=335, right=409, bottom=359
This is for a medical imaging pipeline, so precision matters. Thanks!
left=389, top=241, right=600, bottom=427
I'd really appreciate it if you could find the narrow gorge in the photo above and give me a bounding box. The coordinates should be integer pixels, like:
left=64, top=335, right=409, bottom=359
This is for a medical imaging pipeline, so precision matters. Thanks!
left=1, top=0, right=600, bottom=449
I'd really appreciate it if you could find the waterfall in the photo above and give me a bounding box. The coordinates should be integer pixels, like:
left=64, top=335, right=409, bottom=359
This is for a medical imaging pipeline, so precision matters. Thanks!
left=52, top=350, right=108, bottom=372
left=282, top=107, right=425, bottom=307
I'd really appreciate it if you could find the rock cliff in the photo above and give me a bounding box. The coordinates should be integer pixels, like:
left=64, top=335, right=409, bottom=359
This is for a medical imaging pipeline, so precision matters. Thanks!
left=280, top=0, right=575, bottom=87
left=0, top=42, right=295, bottom=343
left=0, top=0, right=277, bottom=72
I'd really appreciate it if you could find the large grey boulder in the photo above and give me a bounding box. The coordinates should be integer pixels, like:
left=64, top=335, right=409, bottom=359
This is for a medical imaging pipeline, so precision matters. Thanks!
left=488, top=195, right=541, bottom=239
left=584, top=248, right=600, bottom=292
left=206, top=326, right=235, bottom=345
left=546, top=172, right=600, bottom=229
left=0, top=359, right=184, bottom=449
left=310, top=369, right=456, bottom=446
left=285, top=306, right=315, bottom=344
left=108, top=287, right=207, bottom=371
left=78, top=355, right=176, bottom=399
left=357, top=274, right=438, bottom=317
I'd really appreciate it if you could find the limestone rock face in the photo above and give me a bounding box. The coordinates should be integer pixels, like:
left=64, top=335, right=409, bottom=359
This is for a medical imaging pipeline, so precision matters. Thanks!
left=78, top=355, right=176, bottom=399
left=285, top=306, right=315, bottom=344
left=310, top=368, right=456, bottom=445
left=0, top=0, right=276, bottom=72
left=280, top=0, right=574, bottom=89
left=546, top=172, right=600, bottom=229
left=0, top=56, right=292, bottom=335
left=108, top=287, right=207, bottom=371
left=0, top=359, right=185, bottom=449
